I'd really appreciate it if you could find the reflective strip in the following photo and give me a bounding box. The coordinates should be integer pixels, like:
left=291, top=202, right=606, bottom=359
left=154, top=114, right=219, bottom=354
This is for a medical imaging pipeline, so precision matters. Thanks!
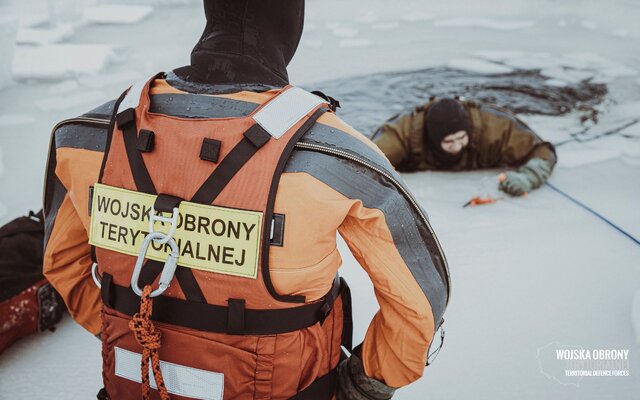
left=253, top=86, right=325, bottom=139
left=119, top=78, right=149, bottom=111
left=114, top=347, right=224, bottom=400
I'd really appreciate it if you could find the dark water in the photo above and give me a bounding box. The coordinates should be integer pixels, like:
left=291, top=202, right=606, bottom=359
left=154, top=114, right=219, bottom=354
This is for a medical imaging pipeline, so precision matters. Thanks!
left=310, top=67, right=608, bottom=136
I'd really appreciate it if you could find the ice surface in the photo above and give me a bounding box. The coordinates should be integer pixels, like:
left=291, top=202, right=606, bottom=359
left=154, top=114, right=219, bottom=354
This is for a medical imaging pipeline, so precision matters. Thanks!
left=0, top=18, right=18, bottom=91
left=435, top=17, right=534, bottom=30
left=447, top=58, right=514, bottom=74
left=557, top=146, right=622, bottom=168
left=331, top=27, right=360, bottom=38
left=83, top=5, right=153, bottom=25
left=0, top=114, right=36, bottom=126
left=400, top=12, right=435, bottom=22
left=2, top=0, right=640, bottom=398
left=634, top=290, right=640, bottom=345
left=580, top=20, right=598, bottom=31
left=16, top=24, right=75, bottom=45
left=338, top=38, right=373, bottom=48
left=35, top=90, right=106, bottom=112
left=371, top=22, right=399, bottom=31
left=12, top=44, right=118, bottom=80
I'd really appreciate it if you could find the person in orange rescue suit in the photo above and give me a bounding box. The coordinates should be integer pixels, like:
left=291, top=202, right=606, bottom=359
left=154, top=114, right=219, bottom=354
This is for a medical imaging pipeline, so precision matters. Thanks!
left=42, top=1, right=450, bottom=399
left=373, top=98, right=557, bottom=196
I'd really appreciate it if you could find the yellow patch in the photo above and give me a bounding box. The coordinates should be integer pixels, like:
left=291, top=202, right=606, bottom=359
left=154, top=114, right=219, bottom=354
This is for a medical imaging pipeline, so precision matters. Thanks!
left=89, top=183, right=262, bottom=279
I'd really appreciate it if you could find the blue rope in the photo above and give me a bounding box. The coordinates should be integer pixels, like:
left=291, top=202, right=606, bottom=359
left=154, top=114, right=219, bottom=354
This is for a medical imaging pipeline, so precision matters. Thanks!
left=545, top=182, right=640, bottom=247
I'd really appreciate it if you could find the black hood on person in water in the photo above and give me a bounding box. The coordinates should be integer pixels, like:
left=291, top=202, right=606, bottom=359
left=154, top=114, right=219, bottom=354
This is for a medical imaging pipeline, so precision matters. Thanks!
left=171, top=0, right=305, bottom=90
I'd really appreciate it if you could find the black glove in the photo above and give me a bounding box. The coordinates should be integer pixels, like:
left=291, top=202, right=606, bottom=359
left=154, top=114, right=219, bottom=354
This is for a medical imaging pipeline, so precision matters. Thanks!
left=337, top=352, right=396, bottom=400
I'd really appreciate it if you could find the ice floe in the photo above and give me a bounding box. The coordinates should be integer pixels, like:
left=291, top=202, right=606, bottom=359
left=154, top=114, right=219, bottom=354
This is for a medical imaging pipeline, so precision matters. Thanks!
left=447, top=58, right=514, bottom=75
left=83, top=5, right=153, bottom=25
left=401, top=12, right=435, bottom=22
left=35, top=90, right=106, bottom=112
left=580, top=20, right=598, bottom=31
left=0, top=114, right=36, bottom=126
left=339, top=39, right=373, bottom=48
left=435, top=18, right=534, bottom=31
left=331, top=27, right=360, bottom=38
left=371, top=22, right=399, bottom=31
left=0, top=18, right=18, bottom=91
left=12, top=44, right=118, bottom=80
left=17, top=24, right=75, bottom=46
left=472, top=50, right=638, bottom=84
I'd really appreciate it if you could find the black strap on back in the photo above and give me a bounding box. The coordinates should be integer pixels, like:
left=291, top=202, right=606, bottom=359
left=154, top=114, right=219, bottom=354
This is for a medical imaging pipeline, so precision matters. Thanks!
left=117, top=107, right=205, bottom=302
left=101, top=273, right=344, bottom=336
left=190, top=124, right=270, bottom=204
left=117, top=109, right=156, bottom=194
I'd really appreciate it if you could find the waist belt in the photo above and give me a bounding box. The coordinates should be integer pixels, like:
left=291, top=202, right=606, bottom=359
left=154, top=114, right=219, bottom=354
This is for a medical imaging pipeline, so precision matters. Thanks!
left=101, top=273, right=351, bottom=337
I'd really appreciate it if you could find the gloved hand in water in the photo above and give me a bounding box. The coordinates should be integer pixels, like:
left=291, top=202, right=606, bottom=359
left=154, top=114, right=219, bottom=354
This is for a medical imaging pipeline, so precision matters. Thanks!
left=499, top=158, right=553, bottom=196
left=337, top=350, right=396, bottom=400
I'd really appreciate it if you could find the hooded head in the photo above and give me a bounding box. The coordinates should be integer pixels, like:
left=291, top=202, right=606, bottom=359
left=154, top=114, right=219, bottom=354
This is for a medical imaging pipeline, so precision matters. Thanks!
left=172, top=0, right=305, bottom=89
left=424, top=98, right=471, bottom=166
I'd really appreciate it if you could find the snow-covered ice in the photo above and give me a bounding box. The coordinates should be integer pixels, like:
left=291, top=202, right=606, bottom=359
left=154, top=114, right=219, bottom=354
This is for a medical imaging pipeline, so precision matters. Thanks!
left=16, top=24, right=75, bottom=46
left=12, top=44, right=118, bottom=80
left=0, top=18, right=18, bottom=91
left=434, top=17, right=534, bottom=30
left=338, top=38, right=373, bottom=48
left=0, top=114, right=36, bottom=126
left=83, top=5, right=153, bottom=25
left=1, top=0, right=640, bottom=398
left=35, top=90, right=106, bottom=112
left=447, top=58, right=514, bottom=75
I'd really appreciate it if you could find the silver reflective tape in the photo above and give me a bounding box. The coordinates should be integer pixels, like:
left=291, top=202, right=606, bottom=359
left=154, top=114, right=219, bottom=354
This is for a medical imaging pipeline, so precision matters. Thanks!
left=118, top=78, right=148, bottom=111
left=253, top=86, right=325, bottom=139
left=114, top=347, right=224, bottom=400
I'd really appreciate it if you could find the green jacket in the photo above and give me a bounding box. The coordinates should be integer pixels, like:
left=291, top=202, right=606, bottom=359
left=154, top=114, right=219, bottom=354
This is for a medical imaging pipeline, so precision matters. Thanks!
left=373, top=100, right=557, bottom=172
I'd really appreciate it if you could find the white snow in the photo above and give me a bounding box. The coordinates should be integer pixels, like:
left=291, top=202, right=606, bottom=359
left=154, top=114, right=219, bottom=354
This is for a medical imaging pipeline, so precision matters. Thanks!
left=434, top=17, right=534, bottom=30
left=338, top=38, right=373, bottom=48
left=12, top=44, right=118, bottom=80
left=447, top=58, right=514, bottom=74
left=401, top=12, right=435, bottom=22
left=0, top=18, right=18, bottom=91
left=1, top=0, right=640, bottom=398
left=371, top=22, right=399, bottom=31
left=580, top=20, right=598, bottom=31
left=16, top=24, right=75, bottom=46
left=35, top=90, right=106, bottom=111
left=331, top=27, right=360, bottom=38
left=83, top=5, right=153, bottom=25
left=0, top=114, right=36, bottom=126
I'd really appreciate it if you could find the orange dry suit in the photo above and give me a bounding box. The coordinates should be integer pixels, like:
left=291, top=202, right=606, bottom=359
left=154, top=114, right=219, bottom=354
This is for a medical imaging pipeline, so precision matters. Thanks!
left=43, top=74, right=450, bottom=399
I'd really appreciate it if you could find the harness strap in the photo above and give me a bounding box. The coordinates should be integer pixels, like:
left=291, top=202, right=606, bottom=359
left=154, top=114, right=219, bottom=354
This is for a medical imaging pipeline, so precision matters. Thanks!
left=288, top=350, right=348, bottom=400
left=190, top=124, right=271, bottom=204
left=102, top=273, right=343, bottom=336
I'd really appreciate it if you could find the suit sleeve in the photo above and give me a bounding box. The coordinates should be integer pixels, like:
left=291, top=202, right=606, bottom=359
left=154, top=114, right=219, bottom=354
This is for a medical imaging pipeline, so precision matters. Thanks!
left=43, top=126, right=104, bottom=335
left=337, top=177, right=448, bottom=388
left=498, top=113, right=557, bottom=168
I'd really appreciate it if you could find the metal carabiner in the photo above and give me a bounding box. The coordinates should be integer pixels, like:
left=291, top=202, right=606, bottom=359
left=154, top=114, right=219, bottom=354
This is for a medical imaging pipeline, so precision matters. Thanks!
left=148, top=206, right=179, bottom=245
left=130, top=231, right=179, bottom=298
left=91, top=262, right=102, bottom=289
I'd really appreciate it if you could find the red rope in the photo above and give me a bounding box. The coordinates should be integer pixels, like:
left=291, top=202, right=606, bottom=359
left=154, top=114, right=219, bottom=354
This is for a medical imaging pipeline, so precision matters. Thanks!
left=129, top=285, right=170, bottom=400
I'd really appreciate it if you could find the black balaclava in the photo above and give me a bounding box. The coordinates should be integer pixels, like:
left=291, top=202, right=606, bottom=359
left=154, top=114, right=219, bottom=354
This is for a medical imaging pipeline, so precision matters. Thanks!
left=170, top=0, right=305, bottom=92
left=424, top=98, right=471, bottom=166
